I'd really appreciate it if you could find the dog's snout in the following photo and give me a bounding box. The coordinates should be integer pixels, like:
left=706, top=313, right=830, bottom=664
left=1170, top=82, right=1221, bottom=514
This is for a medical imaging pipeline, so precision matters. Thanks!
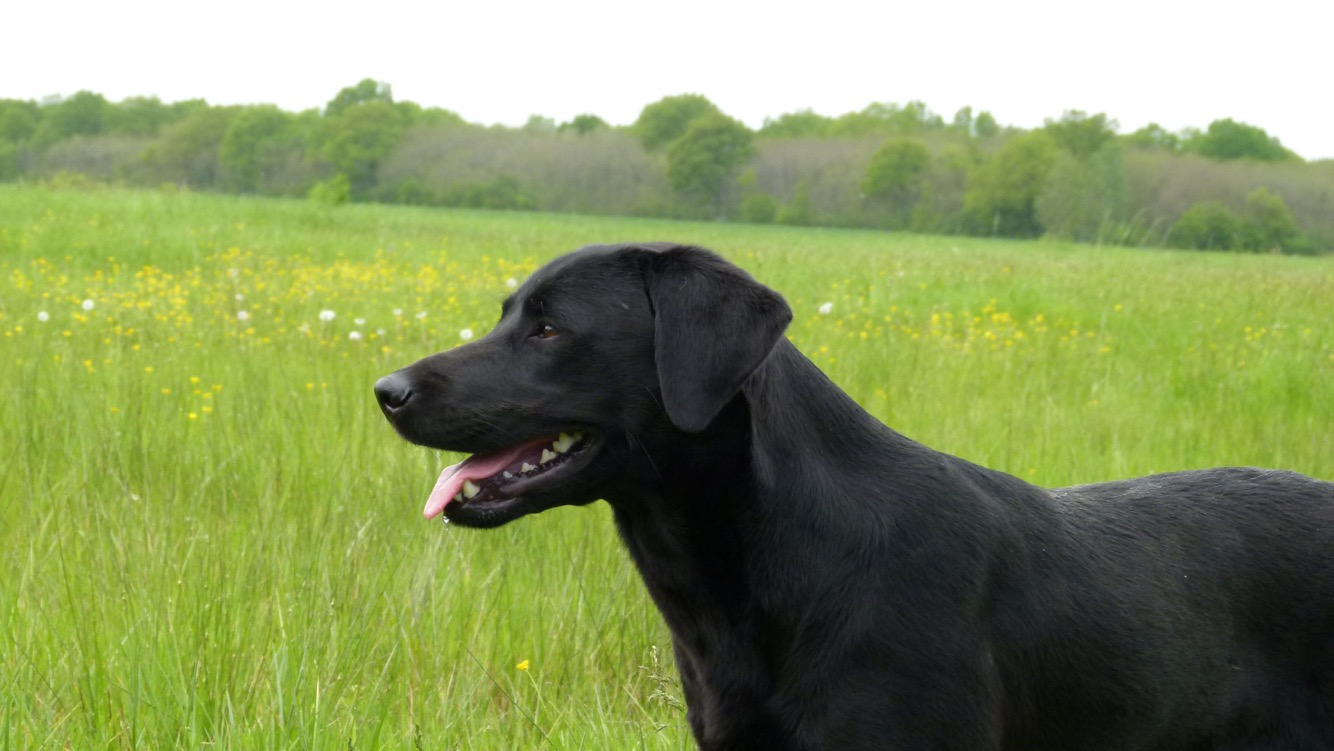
left=374, top=372, right=414, bottom=414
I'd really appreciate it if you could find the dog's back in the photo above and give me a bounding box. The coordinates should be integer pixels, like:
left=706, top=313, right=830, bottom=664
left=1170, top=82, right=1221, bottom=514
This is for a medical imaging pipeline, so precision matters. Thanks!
left=991, top=468, right=1334, bottom=749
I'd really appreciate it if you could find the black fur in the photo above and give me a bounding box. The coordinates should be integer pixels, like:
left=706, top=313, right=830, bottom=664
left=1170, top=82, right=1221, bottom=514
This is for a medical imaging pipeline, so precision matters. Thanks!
left=375, top=243, right=1334, bottom=750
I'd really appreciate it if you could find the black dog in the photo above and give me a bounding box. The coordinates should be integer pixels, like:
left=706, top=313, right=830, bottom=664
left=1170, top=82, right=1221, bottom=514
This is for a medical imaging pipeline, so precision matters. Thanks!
left=375, top=243, right=1334, bottom=750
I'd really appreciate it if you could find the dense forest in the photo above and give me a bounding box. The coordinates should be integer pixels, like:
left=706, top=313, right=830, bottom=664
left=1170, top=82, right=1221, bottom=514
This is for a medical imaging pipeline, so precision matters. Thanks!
left=3, top=79, right=1330, bottom=253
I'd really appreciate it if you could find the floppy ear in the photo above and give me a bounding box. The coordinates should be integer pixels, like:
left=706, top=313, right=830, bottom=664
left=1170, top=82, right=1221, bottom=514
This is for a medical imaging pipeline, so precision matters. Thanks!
left=641, top=246, right=793, bottom=432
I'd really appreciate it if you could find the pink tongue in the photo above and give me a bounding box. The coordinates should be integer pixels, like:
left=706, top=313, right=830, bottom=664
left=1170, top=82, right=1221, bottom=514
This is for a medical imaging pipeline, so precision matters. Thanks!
left=422, top=437, right=552, bottom=519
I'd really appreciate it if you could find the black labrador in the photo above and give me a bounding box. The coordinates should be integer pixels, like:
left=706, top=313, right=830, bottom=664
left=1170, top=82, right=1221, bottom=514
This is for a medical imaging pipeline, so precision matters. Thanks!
left=374, top=243, right=1334, bottom=750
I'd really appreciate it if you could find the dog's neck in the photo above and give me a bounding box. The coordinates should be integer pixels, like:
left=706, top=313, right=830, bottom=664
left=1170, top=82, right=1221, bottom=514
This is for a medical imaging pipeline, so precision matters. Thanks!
left=606, top=341, right=946, bottom=726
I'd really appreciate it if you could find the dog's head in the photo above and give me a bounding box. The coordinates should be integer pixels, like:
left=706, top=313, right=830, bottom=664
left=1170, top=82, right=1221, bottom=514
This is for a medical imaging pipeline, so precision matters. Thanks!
left=374, top=243, right=792, bottom=527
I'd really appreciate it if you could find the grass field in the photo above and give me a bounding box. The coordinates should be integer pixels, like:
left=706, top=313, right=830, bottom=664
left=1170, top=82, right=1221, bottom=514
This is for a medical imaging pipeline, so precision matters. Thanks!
left=2, top=185, right=1331, bottom=749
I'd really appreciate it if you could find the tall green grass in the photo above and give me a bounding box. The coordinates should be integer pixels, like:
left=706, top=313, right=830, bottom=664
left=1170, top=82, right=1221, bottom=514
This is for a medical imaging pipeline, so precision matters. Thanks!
left=2, top=186, right=1331, bottom=748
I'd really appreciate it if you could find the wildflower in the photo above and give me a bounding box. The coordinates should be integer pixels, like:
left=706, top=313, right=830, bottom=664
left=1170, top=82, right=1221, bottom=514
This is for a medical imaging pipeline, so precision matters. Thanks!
left=354, top=317, right=366, bottom=326
left=235, top=293, right=245, bottom=301
left=348, top=331, right=363, bottom=341
left=818, top=302, right=833, bottom=315
left=319, top=310, right=336, bottom=322
left=392, top=308, right=403, bottom=316
left=37, top=311, right=49, bottom=322
left=81, top=299, right=95, bottom=311
left=237, top=310, right=249, bottom=321
left=506, top=278, right=518, bottom=290
left=188, top=412, right=198, bottom=420
left=516, top=659, right=530, bottom=671
left=415, top=311, right=427, bottom=319
left=459, top=328, right=474, bottom=341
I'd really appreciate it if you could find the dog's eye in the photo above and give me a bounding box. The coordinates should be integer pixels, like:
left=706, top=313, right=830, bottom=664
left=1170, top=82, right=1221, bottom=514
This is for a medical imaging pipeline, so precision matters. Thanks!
left=538, top=324, right=559, bottom=339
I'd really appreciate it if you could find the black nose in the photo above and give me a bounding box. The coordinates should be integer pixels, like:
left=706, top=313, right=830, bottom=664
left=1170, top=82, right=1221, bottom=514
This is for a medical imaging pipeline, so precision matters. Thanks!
left=374, top=372, right=414, bottom=414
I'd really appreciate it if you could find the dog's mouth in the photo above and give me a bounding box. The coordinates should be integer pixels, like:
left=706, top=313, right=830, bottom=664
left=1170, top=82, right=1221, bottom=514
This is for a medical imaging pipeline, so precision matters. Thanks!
left=422, top=431, right=596, bottom=519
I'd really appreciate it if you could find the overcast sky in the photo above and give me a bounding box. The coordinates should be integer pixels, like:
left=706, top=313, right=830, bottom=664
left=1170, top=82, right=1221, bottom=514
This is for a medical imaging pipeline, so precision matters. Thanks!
left=5, top=0, right=1330, bottom=159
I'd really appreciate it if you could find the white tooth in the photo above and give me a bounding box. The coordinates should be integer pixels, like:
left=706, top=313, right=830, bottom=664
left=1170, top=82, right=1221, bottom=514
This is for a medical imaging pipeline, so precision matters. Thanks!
left=521, top=462, right=536, bottom=473
left=462, top=480, right=481, bottom=498
left=503, top=471, right=513, bottom=479
left=552, top=432, right=574, bottom=453
left=540, top=449, right=557, bottom=464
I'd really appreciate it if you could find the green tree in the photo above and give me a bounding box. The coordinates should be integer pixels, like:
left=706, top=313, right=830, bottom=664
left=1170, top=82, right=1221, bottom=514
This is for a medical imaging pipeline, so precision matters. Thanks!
left=391, top=101, right=465, bottom=129
left=1043, top=110, right=1118, bottom=158
left=830, top=101, right=943, bottom=137
left=963, top=130, right=1059, bottom=237
left=105, top=96, right=183, bottom=135
left=1241, top=187, right=1311, bottom=253
left=1183, top=119, right=1297, bottom=162
left=0, top=99, right=41, bottom=143
left=973, top=111, right=1000, bottom=138
left=759, top=110, right=833, bottom=138
left=523, top=115, right=557, bottom=133
left=220, top=106, right=296, bottom=192
left=148, top=105, right=242, bottom=187
left=633, top=94, right=721, bottom=150
left=664, top=112, right=755, bottom=214
left=325, top=79, right=393, bottom=118
left=559, top=114, right=609, bottom=134
left=320, top=101, right=408, bottom=196
left=1169, top=202, right=1244, bottom=251
left=1123, top=123, right=1180, bottom=151
left=949, top=107, right=974, bottom=136
left=35, top=91, right=109, bottom=145
left=776, top=180, right=813, bottom=225
left=1035, top=144, right=1132, bottom=243
left=862, top=138, right=931, bottom=227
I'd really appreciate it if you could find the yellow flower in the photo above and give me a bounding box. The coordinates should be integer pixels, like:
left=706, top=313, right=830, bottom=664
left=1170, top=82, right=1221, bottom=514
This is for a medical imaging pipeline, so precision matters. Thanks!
left=515, top=659, right=530, bottom=672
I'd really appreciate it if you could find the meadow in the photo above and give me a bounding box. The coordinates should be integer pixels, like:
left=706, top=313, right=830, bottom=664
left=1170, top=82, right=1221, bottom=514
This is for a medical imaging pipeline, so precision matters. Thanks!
left=1, top=185, right=1331, bottom=749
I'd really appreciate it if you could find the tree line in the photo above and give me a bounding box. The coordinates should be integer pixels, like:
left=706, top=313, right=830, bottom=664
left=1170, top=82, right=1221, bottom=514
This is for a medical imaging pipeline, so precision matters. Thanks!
left=2, top=80, right=1330, bottom=254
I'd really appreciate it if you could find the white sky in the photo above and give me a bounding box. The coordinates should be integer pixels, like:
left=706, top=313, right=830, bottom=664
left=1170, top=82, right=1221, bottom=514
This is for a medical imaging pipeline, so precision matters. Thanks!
left=4, top=0, right=1331, bottom=159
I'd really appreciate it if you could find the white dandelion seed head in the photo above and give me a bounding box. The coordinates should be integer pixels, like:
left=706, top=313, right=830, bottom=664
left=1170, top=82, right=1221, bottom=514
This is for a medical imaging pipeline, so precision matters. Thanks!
left=81, top=299, right=95, bottom=311
left=348, top=331, right=363, bottom=341
left=459, top=328, right=474, bottom=341
left=392, top=308, right=403, bottom=316
left=376, top=328, right=386, bottom=336
left=37, top=311, right=50, bottom=322
left=235, top=293, right=245, bottom=301
left=818, top=302, right=834, bottom=315
left=505, top=278, right=518, bottom=290
left=415, top=311, right=427, bottom=319
left=319, top=310, right=336, bottom=322
left=354, top=317, right=366, bottom=326
left=236, top=310, right=249, bottom=321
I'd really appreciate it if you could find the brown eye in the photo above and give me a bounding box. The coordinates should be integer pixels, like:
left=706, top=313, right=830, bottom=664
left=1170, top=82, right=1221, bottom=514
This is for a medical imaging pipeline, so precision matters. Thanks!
left=539, top=324, right=558, bottom=339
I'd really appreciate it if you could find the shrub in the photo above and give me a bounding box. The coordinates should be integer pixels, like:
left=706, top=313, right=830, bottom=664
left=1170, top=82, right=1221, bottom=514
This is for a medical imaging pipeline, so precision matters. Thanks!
left=861, top=138, right=931, bottom=220
left=308, top=173, right=350, bottom=205
left=1241, top=187, right=1312, bottom=254
left=1169, top=202, right=1244, bottom=250
left=739, top=192, right=779, bottom=224
left=964, top=131, right=1059, bottom=237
